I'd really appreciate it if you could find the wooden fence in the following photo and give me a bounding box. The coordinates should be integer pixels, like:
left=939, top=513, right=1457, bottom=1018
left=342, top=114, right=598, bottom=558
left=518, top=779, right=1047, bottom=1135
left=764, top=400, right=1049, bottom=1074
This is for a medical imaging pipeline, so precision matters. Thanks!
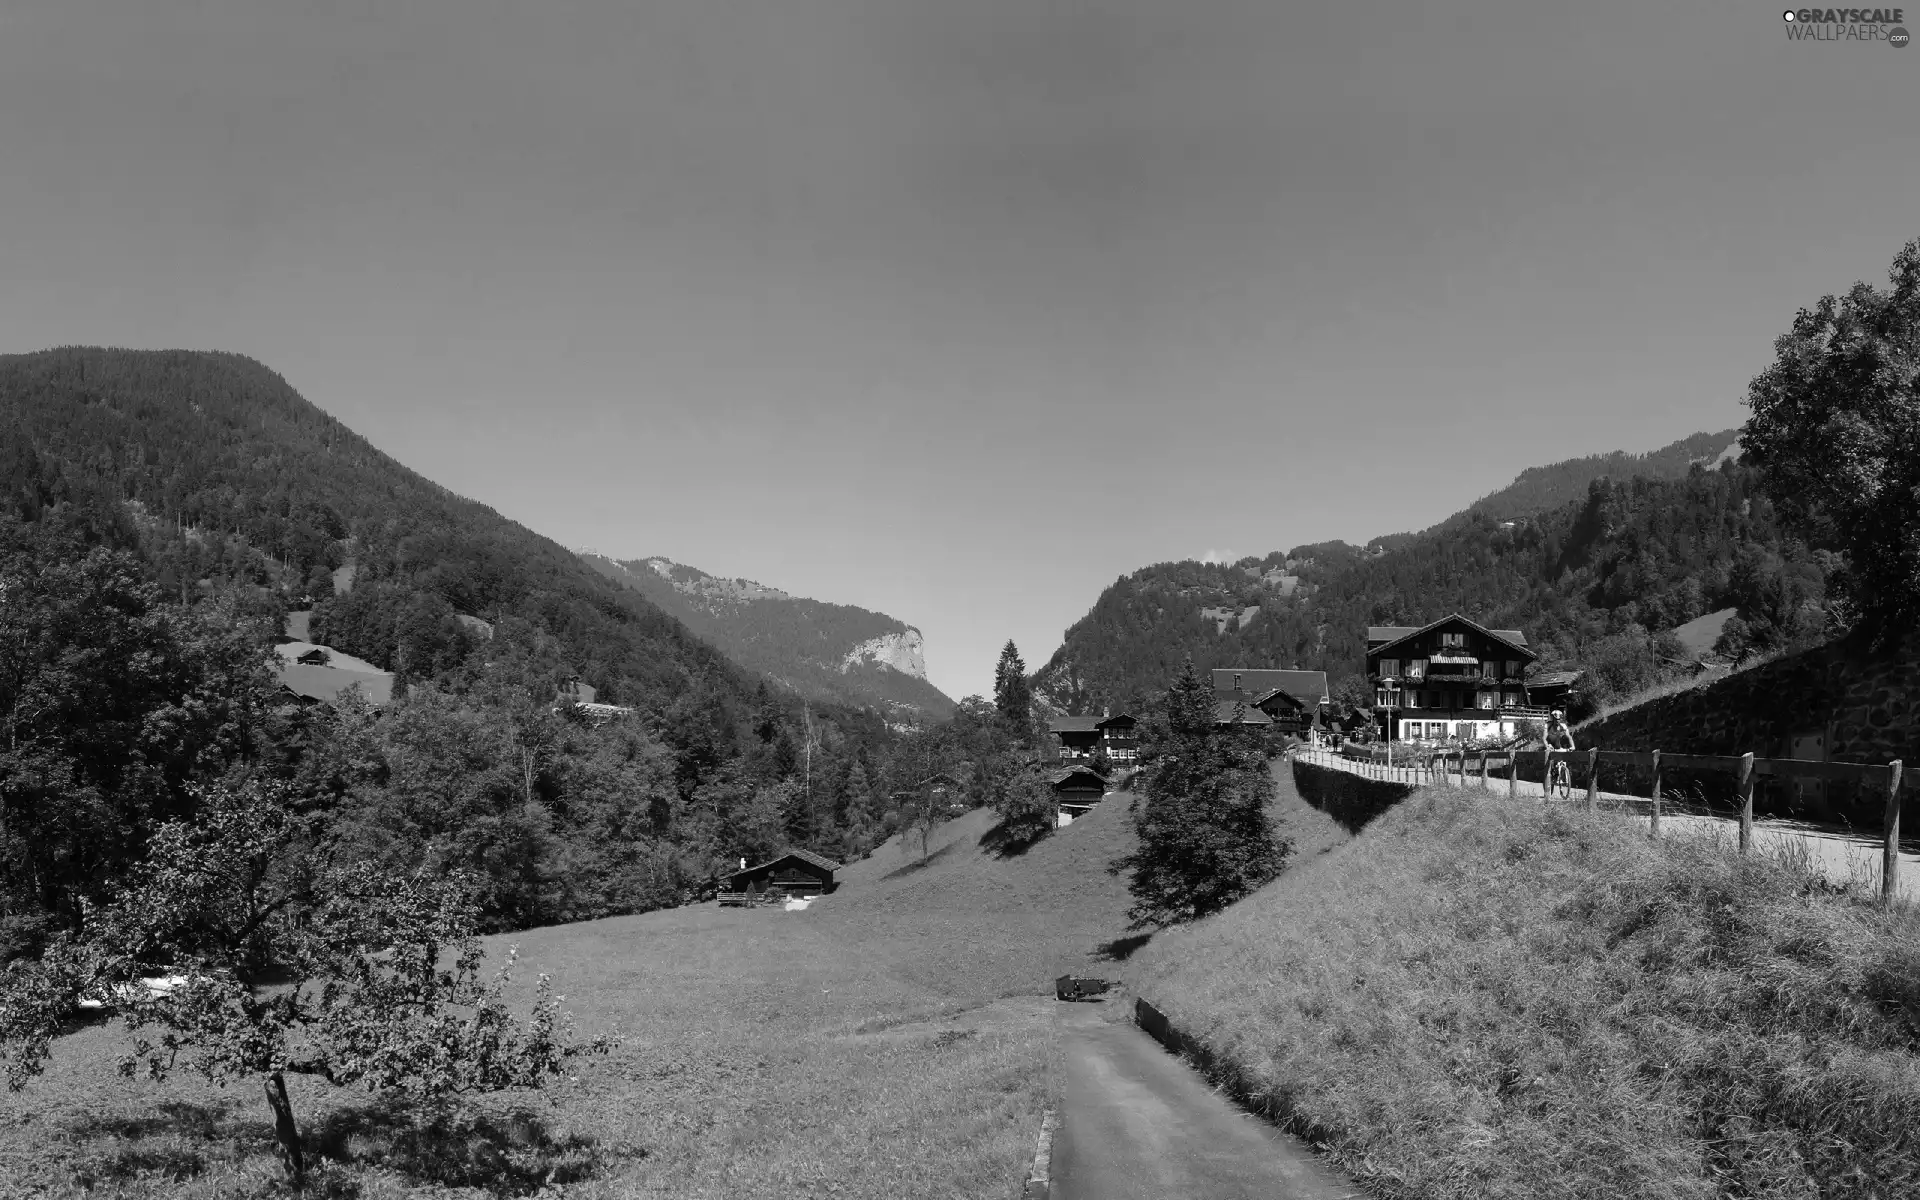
left=1305, top=745, right=1910, bottom=901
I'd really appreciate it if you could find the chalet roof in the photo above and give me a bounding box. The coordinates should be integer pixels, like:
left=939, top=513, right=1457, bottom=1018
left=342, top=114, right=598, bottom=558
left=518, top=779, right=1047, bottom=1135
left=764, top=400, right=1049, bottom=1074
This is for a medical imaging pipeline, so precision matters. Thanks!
left=1050, top=766, right=1109, bottom=790
left=721, top=847, right=843, bottom=881
left=912, top=769, right=969, bottom=789
left=1251, top=687, right=1307, bottom=711
left=1529, top=669, right=1583, bottom=688
left=1051, top=713, right=1137, bottom=734
left=274, top=640, right=385, bottom=675
left=1211, top=669, right=1329, bottom=705
left=1212, top=701, right=1273, bottom=726
left=1365, top=614, right=1533, bottom=659
left=276, top=664, right=395, bottom=707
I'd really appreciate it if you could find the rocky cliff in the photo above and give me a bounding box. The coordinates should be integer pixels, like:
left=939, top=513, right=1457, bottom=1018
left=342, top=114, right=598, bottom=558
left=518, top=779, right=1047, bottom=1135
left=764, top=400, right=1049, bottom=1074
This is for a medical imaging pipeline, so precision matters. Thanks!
left=577, top=553, right=954, bottom=720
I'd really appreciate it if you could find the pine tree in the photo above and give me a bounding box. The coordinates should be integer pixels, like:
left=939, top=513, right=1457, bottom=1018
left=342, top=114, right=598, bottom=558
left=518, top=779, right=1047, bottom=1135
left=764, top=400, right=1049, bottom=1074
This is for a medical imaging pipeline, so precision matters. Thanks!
left=993, top=640, right=1031, bottom=727
left=1109, top=656, right=1290, bottom=928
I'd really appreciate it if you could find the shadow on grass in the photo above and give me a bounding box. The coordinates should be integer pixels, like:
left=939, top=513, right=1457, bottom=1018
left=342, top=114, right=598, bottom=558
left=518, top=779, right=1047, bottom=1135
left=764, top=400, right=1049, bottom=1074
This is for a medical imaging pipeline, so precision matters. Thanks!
left=880, top=839, right=964, bottom=880
left=59, top=1094, right=631, bottom=1197
left=978, top=821, right=1050, bottom=860
left=310, top=1096, right=633, bottom=1195
left=62, top=1102, right=247, bottom=1189
left=1093, top=933, right=1152, bottom=963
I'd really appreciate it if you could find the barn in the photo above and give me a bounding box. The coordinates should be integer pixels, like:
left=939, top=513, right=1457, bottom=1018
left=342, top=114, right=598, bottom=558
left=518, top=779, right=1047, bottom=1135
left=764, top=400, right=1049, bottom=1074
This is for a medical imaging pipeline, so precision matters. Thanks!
left=720, top=848, right=842, bottom=900
left=1051, top=765, right=1109, bottom=822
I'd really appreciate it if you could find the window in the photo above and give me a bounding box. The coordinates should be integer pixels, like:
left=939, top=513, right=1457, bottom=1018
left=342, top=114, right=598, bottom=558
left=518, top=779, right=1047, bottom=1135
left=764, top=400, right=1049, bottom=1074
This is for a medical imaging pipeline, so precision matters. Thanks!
left=1478, top=693, right=1496, bottom=710
left=1441, top=631, right=1465, bottom=648
left=1481, top=661, right=1498, bottom=679
left=1506, top=660, right=1521, bottom=678
left=1408, top=659, right=1427, bottom=679
left=1504, top=691, right=1520, bottom=707
left=1427, top=722, right=1447, bottom=738
left=1232, top=673, right=1242, bottom=693
left=1375, top=689, right=1389, bottom=707
left=1378, top=659, right=1400, bottom=678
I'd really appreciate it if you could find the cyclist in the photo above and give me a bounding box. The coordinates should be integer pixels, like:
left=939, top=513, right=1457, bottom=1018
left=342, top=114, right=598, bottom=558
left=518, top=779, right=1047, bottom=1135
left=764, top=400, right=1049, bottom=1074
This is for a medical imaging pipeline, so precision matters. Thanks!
left=1545, top=709, right=1576, bottom=798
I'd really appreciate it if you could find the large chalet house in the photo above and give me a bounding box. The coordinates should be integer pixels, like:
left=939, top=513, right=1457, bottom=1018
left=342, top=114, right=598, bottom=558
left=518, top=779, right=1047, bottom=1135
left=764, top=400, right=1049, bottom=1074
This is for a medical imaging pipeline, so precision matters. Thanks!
left=1211, top=668, right=1330, bottom=734
left=1366, top=614, right=1546, bottom=741
left=1048, top=712, right=1139, bottom=766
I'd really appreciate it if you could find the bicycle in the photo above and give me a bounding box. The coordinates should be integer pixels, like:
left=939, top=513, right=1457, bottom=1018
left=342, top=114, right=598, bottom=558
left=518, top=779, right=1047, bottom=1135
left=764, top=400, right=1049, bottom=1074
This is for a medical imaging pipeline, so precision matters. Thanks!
left=1548, top=752, right=1573, bottom=800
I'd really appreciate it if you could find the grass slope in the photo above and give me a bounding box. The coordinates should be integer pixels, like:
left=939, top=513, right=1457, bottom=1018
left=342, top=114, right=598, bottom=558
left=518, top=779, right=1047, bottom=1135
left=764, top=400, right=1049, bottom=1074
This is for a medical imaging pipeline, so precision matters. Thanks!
left=0, top=791, right=1125, bottom=1197
left=0, top=764, right=1350, bottom=1197
left=1128, top=778, right=1920, bottom=1200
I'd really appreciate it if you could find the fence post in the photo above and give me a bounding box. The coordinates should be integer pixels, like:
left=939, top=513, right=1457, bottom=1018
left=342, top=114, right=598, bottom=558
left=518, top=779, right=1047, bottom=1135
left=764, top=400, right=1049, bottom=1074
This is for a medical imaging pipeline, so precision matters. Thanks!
left=1508, top=749, right=1517, bottom=797
left=1649, top=749, right=1662, bottom=837
left=1737, top=752, right=1756, bottom=855
left=1543, top=746, right=1553, bottom=801
left=1480, top=749, right=1489, bottom=789
left=1586, top=747, right=1599, bottom=812
left=1884, top=760, right=1904, bottom=904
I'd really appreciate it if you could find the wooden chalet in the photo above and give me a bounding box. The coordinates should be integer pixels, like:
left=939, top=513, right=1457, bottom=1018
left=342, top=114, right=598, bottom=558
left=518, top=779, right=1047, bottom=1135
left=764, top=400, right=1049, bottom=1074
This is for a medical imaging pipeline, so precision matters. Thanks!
left=1366, top=613, right=1545, bottom=741
left=1525, top=669, right=1583, bottom=712
left=720, top=848, right=842, bottom=900
left=1211, top=669, right=1329, bottom=733
left=1051, top=765, right=1109, bottom=819
left=1047, top=711, right=1139, bottom=765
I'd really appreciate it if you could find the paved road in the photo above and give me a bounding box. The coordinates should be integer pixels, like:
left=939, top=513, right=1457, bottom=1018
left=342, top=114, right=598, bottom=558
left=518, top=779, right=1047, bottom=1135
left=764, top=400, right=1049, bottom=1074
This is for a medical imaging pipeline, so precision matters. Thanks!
left=1049, top=1001, right=1362, bottom=1200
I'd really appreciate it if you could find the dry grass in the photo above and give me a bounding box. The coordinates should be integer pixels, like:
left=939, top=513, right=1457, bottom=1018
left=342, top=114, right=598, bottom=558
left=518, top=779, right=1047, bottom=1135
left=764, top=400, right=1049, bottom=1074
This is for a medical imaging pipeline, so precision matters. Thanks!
left=0, top=760, right=1347, bottom=1198
left=1127, top=782, right=1920, bottom=1200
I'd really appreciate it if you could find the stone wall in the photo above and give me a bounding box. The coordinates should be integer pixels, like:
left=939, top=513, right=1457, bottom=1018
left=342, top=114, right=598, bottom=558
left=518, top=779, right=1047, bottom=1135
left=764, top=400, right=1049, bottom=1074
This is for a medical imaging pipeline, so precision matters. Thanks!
left=1578, top=628, right=1917, bottom=820
left=1290, top=758, right=1415, bottom=834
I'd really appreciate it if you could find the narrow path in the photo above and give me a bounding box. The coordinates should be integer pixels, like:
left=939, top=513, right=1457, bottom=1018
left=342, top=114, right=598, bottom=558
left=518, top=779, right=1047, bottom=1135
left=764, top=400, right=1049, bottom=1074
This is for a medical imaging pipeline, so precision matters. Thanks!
left=1049, top=1001, right=1362, bottom=1200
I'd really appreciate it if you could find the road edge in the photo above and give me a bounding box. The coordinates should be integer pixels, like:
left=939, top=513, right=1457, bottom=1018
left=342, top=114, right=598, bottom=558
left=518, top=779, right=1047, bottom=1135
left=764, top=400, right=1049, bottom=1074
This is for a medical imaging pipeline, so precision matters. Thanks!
left=1020, top=1109, right=1055, bottom=1199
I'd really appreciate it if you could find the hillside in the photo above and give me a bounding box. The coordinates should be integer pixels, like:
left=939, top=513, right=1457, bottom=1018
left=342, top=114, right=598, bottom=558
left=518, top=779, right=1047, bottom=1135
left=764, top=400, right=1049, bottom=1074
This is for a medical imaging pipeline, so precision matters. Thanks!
left=1034, top=432, right=1828, bottom=718
left=1124, top=782, right=1920, bottom=1200
left=812, top=763, right=1352, bottom=1001
left=0, top=348, right=760, bottom=718
left=1382, top=427, right=1742, bottom=544
left=579, top=554, right=956, bottom=721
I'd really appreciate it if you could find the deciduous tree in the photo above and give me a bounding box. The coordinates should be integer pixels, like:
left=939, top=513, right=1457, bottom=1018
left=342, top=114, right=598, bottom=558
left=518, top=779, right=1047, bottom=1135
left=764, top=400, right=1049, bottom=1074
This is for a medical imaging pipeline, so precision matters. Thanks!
left=0, top=782, right=611, bottom=1189
left=1743, top=238, right=1920, bottom=639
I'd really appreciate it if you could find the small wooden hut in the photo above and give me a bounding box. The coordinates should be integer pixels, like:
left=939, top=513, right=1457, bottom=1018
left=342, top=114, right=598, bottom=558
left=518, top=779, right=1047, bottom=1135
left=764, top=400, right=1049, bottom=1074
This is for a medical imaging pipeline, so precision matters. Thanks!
left=719, top=848, right=843, bottom=900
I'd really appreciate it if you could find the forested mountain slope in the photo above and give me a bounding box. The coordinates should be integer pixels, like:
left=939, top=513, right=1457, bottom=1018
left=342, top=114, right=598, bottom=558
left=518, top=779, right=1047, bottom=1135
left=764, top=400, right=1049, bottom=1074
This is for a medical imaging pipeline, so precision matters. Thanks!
left=579, top=554, right=957, bottom=720
left=1362, top=429, right=1741, bottom=551
left=1036, top=455, right=1832, bottom=719
left=0, top=348, right=931, bottom=943
left=0, top=348, right=750, bottom=714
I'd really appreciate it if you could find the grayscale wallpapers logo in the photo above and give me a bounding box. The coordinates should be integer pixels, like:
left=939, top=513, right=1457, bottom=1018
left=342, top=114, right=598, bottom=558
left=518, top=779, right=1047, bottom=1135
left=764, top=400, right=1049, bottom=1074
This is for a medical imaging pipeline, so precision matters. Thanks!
left=1782, top=8, right=1910, bottom=43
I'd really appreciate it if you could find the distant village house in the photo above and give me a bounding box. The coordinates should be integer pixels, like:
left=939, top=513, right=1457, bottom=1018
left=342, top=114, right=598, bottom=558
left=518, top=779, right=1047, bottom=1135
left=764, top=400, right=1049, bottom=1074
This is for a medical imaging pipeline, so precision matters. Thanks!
left=1047, top=712, right=1139, bottom=766
left=1210, top=668, right=1330, bottom=734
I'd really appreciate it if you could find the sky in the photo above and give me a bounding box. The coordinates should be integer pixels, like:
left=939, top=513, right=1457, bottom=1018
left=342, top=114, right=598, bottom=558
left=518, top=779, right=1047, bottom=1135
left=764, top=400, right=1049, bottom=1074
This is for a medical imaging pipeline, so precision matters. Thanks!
left=1, top=1, right=1915, bottom=701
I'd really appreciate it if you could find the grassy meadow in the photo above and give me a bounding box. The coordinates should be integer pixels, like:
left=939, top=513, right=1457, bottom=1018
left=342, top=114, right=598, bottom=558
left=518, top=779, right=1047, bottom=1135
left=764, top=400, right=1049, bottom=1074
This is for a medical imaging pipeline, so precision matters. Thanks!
left=0, top=790, right=1150, bottom=1198
left=1126, top=779, right=1920, bottom=1200
left=0, top=762, right=1353, bottom=1198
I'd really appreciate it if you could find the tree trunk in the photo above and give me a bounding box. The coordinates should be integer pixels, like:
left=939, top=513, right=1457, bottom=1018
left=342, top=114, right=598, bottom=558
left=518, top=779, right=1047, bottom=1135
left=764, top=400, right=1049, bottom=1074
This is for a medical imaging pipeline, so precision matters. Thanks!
left=263, top=1071, right=306, bottom=1188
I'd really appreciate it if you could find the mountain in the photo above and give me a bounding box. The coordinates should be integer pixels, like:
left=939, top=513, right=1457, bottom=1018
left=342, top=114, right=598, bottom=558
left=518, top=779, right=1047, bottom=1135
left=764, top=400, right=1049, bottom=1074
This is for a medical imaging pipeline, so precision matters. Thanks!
left=0, top=347, right=763, bottom=718
left=1034, top=431, right=1832, bottom=719
left=1361, top=429, right=1743, bottom=551
left=577, top=554, right=957, bottom=721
